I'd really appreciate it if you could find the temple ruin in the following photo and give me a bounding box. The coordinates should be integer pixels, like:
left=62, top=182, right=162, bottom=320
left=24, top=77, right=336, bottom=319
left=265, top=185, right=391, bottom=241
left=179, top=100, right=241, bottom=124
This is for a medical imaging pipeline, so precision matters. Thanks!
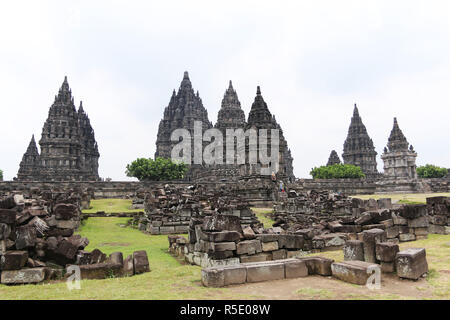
left=16, top=77, right=100, bottom=182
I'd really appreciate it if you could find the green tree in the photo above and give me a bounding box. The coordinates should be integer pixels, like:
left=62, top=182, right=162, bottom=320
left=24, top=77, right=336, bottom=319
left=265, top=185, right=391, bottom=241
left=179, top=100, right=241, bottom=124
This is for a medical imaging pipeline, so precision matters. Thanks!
left=310, top=164, right=365, bottom=179
left=417, top=164, right=448, bottom=178
left=125, top=157, right=188, bottom=181
left=0, top=169, right=3, bottom=181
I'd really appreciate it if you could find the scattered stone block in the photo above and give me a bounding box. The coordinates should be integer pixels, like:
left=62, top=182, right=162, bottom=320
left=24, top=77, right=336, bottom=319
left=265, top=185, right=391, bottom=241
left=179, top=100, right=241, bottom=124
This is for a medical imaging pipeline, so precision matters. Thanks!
left=408, top=216, right=429, bottom=228
left=0, top=209, right=16, bottom=224
left=343, top=240, right=364, bottom=261
left=133, top=250, right=150, bottom=274
left=242, top=226, right=256, bottom=240
left=375, top=242, right=399, bottom=262
left=75, top=263, right=123, bottom=280
left=223, top=265, right=247, bottom=286
left=396, top=248, right=428, bottom=280
left=0, top=251, right=28, bottom=270
left=362, top=228, right=386, bottom=263
left=201, top=268, right=224, bottom=287
left=200, top=231, right=241, bottom=243
left=123, top=255, right=134, bottom=276
left=278, top=234, right=304, bottom=249
left=331, top=261, right=378, bottom=285
left=1, top=267, right=47, bottom=284
left=239, top=252, right=272, bottom=263
left=272, top=249, right=287, bottom=260
left=53, top=203, right=78, bottom=220
left=285, top=260, right=308, bottom=279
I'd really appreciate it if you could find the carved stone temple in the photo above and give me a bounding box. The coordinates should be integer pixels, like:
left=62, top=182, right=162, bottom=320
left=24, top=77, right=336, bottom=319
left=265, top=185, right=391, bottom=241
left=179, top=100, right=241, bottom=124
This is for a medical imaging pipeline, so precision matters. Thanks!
left=17, top=77, right=100, bottom=181
left=154, top=72, right=295, bottom=182
left=326, top=150, right=341, bottom=166
left=381, top=118, right=417, bottom=179
left=342, top=104, right=378, bottom=178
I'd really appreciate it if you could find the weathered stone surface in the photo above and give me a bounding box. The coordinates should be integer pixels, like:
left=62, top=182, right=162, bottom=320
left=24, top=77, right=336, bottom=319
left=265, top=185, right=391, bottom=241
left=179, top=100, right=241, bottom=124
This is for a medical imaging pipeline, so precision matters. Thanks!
left=133, top=250, right=150, bottom=274
left=272, top=249, right=287, bottom=260
left=55, top=219, right=79, bottom=230
left=278, top=235, right=304, bottom=249
left=75, top=263, right=123, bottom=280
left=375, top=242, right=399, bottom=262
left=0, top=209, right=16, bottom=224
left=400, top=205, right=427, bottom=219
left=298, top=256, right=334, bottom=276
left=123, top=254, right=134, bottom=276
left=239, top=253, right=272, bottom=263
left=199, top=231, right=240, bottom=243
left=108, top=252, right=124, bottom=265
left=201, top=268, right=224, bottom=287
left=202, top=214, right=243, bottom=234
left=223, top=265, right=247, bottom=286
left=396, top=248, right=428, bottom=280
left=0, top=251, right=28, bottom=270
left=331, top=261, right=378, bottom=285
left=399, top=233, right=416, bottom=242
left=285, top=260, right=308, bottom=279
left=1, top=267, right=47, bottom=284
left=0, top=223, right=11, bottom=240
left=236, top=240, right=262, bottom=255
left=408, top=216, right=429, bottom=228
left=54, top=203, right=78, bottom=220
left=343, top=240, right=364, bottom=261
left=242, top=226, right=256, bottom=240
left=262, top=241, right=279, bottom=252
left=362, top=229, right=387, bottom=263
left=15, top=226, right=37, bottom=250
left=90, top=248, right=107, bottom=264
left=245, top=261, right=285, bottom=283
left=386, top=226, right=400, bottom=239
left=380, top=261, right=395, bottom=273
left=392, top=213, right=407, bottom=225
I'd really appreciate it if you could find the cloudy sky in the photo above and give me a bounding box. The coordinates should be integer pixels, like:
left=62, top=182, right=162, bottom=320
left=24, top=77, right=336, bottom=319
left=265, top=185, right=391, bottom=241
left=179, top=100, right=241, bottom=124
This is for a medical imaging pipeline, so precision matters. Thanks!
left=1, top=0, right=449, bottom=181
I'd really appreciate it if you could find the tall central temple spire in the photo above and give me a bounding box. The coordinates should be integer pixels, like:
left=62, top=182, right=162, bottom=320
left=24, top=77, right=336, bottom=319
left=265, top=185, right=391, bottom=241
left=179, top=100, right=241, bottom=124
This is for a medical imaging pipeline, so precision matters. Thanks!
left=342, top=104, right=378, bottom=177
left=155, top=71, right=212, bottom=160
left=215, top=80, right=246, bottom=131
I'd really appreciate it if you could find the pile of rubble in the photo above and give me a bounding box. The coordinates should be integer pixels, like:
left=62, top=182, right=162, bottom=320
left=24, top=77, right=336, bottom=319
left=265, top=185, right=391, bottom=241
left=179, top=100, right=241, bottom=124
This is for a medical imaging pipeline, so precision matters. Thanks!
left=0, top=191, right=149, bottom=284
left=133, top=184, right=260, bottom=235
left=427, top=196, right=450, bottom=234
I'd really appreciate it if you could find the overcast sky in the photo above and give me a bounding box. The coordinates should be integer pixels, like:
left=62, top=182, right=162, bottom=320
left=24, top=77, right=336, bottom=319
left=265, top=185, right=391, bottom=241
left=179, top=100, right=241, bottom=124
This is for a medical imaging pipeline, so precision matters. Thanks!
left=1, top=1, right=449, bottom=181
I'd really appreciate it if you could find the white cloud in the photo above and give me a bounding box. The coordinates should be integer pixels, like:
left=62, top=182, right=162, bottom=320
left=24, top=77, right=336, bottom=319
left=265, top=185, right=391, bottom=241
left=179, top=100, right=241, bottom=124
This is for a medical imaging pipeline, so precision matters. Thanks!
left=0, top=0, right=449, bottom=180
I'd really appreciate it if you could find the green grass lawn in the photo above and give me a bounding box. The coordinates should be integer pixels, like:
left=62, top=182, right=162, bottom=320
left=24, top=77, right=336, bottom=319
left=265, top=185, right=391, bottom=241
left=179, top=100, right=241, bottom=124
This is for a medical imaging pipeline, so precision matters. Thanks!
left=82, top=199, right=142, bottom=214
left=251, top=208, right=275, bottom=228
left=353, top=193, right=450, bottom=204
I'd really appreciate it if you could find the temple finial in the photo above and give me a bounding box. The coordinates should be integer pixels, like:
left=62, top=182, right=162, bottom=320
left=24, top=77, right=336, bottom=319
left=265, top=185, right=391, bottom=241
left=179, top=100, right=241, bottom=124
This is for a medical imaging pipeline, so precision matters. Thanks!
left=353, top=103, right=359, bottom=117
left=183, top=71, right=189, bottom=80
left=257, top=86, right=261, bottom=95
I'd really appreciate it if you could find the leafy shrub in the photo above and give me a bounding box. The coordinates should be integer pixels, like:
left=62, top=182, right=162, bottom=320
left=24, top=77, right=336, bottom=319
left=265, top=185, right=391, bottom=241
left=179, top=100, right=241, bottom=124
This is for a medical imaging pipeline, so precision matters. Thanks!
left=417, top=164, right=448, bottom=178
left=0, top=169, right=3, bottom=181
left=310, top=164, right=365, bottom=179
left=125, top=157, right=188, bottom=181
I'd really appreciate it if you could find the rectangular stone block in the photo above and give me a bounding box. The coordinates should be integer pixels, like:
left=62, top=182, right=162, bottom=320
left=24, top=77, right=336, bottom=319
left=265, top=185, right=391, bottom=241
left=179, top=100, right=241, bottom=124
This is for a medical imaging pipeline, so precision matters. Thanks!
left=0, top=251, right=28, bottom=270
left=201, top=268, right=225, bottom=287
left=297, top=256, right=334, bottom=276
left=414, top=227, right=428, bottom=236
left=362, top=229, right=387, bottom=263
left=331, top=261, right=378, bottom=285
left=386, top=226, right=400, bottom=239
left=272, top=249, right=287, bottom=260
left=408, top=216, right=429, bottom=228
left=245, top=261, right=285, bottom=283
left=262, top=241, right=279, bottom=252
left=0, top=209, right=16, bottom=224
left=396, top=248, right=428, bottom=280
left=75, top=262, right=124, bottom=280
left=278, top=234, right=304, bottom=249
left=236, top=240, right=262, bottom=255
left=286, top=250, right=304, bottom=259
left=175, top=225, right=189, bottom=233
left=343, top=240, right=364, bottom=261
left=392, top=213, right=407, bottom=226
left=428, top=224, right=446, bottom=235
left=239, top=252, right=272, bottom=263
left=200, top=231, right=241, bottom=243
left=399, top=233, right=416, bottom=242
left=285, top=260, right=308, bottom=279
left=1, top=268, right=47, bottom=284
left=375, top=242, right=399, bottom=262
left=133, top=250, right=150, bottom=274
left=159, top=226, right=176, bottom=234
left=223, top=265, right=247, bottom=286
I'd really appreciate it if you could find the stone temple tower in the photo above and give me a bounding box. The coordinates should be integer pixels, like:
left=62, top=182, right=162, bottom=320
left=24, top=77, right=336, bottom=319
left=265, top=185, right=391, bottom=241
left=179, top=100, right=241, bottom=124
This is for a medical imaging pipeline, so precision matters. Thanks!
left=342, top=104, right=378, bottom=177
left=17, top=135, right=41, bottom=180
left=245, top=86, right=295, bottom=180
left=327, top=150, right=341, bottom=166
left=155, top=71, right=212, bottom=161
left=381, top=118, right=417, bottom=179
left=17, top=77, right=100, bottom=181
